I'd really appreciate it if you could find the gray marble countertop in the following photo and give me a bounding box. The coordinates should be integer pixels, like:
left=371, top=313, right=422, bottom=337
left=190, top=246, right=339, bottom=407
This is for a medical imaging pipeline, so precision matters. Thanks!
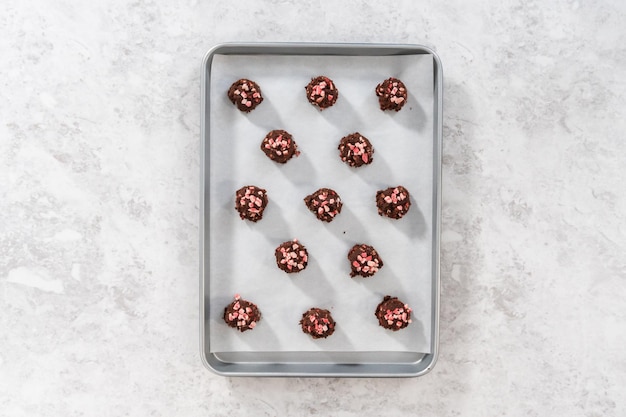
left=2, top=1, right=625, bottom=415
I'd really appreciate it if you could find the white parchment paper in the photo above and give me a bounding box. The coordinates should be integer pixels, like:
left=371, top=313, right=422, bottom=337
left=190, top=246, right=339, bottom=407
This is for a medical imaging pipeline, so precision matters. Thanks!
left=208, top=53, right=434, bottom=353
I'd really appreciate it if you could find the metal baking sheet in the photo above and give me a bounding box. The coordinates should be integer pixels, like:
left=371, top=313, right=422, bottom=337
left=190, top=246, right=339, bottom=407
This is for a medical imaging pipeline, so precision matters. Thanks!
left=200, top=43, right=442, bottom=377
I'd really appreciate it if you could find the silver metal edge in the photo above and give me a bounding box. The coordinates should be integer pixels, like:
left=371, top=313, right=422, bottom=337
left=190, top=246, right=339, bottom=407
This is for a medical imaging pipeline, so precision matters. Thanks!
left=199, top=46, right=210, bottom=374
left=200, top=44, right=227, bottom=376
left=416, top=45, right=443, bottom=377
left=200, top=42, right=442, bottom=377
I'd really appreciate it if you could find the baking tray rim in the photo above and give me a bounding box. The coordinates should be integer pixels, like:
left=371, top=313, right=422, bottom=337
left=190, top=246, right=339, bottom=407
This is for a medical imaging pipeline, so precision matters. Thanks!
left=200, top=42, right=442, bottom=377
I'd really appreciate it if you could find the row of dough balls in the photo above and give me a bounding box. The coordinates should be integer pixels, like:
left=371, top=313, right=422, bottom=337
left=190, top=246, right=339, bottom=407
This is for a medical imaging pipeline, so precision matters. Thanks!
left=259, top=130, right=377, bottom=167
left=227, top=76, right=408, bottom=112
left=224, top=294, right=413, bottom=338
left=236, top=185, right=411, bottom=223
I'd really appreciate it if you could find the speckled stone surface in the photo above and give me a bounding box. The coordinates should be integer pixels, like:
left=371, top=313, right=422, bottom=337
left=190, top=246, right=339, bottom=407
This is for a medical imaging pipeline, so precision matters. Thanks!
left=1, top=0, right=625, bottom=415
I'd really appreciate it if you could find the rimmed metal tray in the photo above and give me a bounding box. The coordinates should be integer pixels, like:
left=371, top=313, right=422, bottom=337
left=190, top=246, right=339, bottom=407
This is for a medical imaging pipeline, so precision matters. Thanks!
left=200, top=42, right=442, bottom=377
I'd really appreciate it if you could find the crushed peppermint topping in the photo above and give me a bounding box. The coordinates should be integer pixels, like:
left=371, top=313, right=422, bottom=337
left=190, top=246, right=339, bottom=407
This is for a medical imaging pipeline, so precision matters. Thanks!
left=348, top=244, right=383, bottom=277
left=275, top=239, right=308, bottom=273
left=376, top=296, right=412, bottom=331
left=375, top=77, right=408, bottom=111
left=305, top=76, right=338, bottom=109
left=304, top=188, right=343, bottom=222
left=261, top=130, right=300, bottom=162
left=376, top=186, right=411, bottom=219
left=228, top=79, right=263, bottom=112
left=300, top=308, right=335, bottom=338
left=384, top=305, right=412, bottom=327
left=235, top=185, right=267, bottom=221
left=338, top=132, right=374, bottom=167
left=224, top=294, right=260, bottom=332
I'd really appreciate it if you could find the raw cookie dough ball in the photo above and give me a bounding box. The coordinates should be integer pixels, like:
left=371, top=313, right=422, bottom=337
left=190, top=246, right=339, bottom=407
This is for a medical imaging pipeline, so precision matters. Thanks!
left=376, top=186, right=411, bottom=219
left=305, top=76, right=339, bottom=110
left=223, top=294, right=261, bottom=332
left=260, top=129, right=300, bottom=164
left=375, top=295, right=412, bottom=331
left=303, top=188, right=343, bottom=222
left=274, top=239, right=309, bottom=273
left=300, top=307, right=336, bottom=339
left=235, top=185, right=268, bottom=222
left=338, top=132, right=374, bottom=167
left=347, top=243, right=383, bottom=278
left=227, top=78, right=264, bottom=112
left=375, top=77, right=408, bottom=111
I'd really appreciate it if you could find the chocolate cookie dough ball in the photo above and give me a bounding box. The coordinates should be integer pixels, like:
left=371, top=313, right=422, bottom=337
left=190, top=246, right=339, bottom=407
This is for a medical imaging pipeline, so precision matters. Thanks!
left=305, top=76, right=339, bottom=110
left=223, top=294, right=261, bottom=332
left=303, top=188, right=343, bottom=222
left=375, top=77, right=408, bottom=111
left=338, top=132, right=374, bottom=167
left=235, top=185, right=268, bottom=222
left=347, top=244, right=383, bottom=278
left=300, top=307, right=336, bottom=339
left=227, top=78, right=264, bottom=112
left=275, top=239, right=308, bottom=273
left=375, top=296, right=412, bottom=331
left=376, top=186, right=411, bottom=219
left=261, top=129, right=300, bottom=164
